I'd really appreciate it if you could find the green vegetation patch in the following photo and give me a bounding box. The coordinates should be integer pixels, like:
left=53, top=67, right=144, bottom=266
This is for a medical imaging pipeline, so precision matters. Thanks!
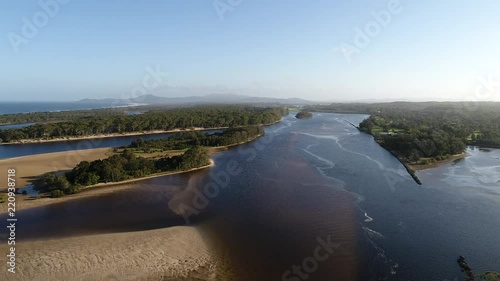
left=295, top=111, right=313, bottom=119
left=0, top=106, right=288, bottom=143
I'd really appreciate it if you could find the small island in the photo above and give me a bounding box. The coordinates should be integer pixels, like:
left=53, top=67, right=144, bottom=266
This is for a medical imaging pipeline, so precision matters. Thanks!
left=295, top=111, right=313, bottom=119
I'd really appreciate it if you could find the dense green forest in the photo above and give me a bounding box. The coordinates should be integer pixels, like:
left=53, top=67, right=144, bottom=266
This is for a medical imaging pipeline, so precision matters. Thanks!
left=0, top=106, right=287, bottom=143
left=0, top=107, right=134, bottom=125
left=44, top=146, right=210, bottom=197
left=295, top=111, right=313, bottom=119
left=307, top=102, right=500, bottom=163
left=128, top=126, right=264, bottom=153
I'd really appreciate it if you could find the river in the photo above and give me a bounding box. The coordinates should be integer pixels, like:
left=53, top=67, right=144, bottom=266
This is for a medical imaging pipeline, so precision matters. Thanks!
left=3, top=113, right=500, bottom=280
left=0, top=129, right=222, bottom=159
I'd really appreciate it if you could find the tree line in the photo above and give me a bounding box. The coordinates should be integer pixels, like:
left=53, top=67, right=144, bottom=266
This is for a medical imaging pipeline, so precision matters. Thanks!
left=128, top=126, right=264, bottom=153
left=0, top=106, right=287, bottom=143
left=295, top=111, right=313, bottom=119
left=0, top=107, right=129, bottom=125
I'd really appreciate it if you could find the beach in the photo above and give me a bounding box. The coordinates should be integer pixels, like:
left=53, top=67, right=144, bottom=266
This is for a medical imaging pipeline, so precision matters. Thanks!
left=0, top=151, right=225, bottom=281
left=0, top=226, right=232, bottom=281
left=0, top=148, right=224, bottom=281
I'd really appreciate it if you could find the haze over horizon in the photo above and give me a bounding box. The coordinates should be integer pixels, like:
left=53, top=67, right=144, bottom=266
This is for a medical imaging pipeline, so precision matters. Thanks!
left=2, top=0, right=499, bottom=102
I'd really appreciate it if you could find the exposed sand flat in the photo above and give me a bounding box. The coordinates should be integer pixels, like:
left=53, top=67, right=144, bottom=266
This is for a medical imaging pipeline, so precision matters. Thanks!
left=409, top=152, right=468, bottom=171
left=0, top=148, right=112, bottom=189
left=0, top=226, right=232, bottom=281
left=0, top=159, right=214, bottom=215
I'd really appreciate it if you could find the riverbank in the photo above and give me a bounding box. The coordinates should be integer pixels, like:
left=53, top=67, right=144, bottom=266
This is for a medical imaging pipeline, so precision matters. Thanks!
left=0, top=131, right=264, bottom=214
left=381, top=149, right=467, bottom=185
left=361, top=130, right=469, bottom=184
left=0, top=158, right=214, bottom=215
left=81, top=159, right=214, bottom=191
left=408, top=152, right=468, bottom=171
left=0, top=120, right=280, bottom=145
left=0, top=126, right=229, bottom=145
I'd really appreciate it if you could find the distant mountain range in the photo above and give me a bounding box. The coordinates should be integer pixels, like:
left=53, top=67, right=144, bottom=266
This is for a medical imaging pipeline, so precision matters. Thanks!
left=78, top=94, right=316, bottom=105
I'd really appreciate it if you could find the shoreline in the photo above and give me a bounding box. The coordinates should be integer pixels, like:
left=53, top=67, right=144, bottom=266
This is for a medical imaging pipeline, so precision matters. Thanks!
left=0, top=120, right=280, bottom=145
left=408, top=152, right=468, bottom=171
left=0, top=160, right=214, bottom=215
left=383, top=148, right=468, bottom=185
left=0, top=148, right=113, bottom=190
left=363, top=132, right=469, bottom=184
left=82, top=159, right=214, bottom=191
left=0, top=126, right=230, bottom=145
left=0, top=132, right=266, bottom=214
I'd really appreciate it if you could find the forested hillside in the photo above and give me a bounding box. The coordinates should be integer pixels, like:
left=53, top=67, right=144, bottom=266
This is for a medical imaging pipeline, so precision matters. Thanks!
left=0, top=106, right=287, bottom=143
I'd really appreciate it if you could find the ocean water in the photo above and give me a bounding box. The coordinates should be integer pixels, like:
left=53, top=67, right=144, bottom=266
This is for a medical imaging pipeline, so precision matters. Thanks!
left=0, top=101, right=136, bottom=115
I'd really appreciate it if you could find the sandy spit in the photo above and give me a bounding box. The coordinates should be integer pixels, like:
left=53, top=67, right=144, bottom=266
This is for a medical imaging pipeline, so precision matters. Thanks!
left=0, top=148, right=112, bottom=189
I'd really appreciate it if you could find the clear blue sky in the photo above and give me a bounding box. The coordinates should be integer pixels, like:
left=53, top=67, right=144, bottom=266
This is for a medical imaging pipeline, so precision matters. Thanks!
left=1, top=0, right=499, bottom=102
